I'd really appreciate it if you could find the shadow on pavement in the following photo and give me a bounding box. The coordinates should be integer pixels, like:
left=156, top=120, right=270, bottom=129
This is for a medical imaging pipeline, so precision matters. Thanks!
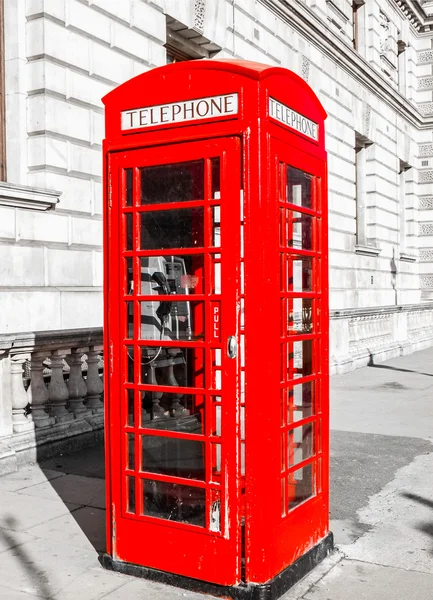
left=0, top=516, right=52, bottom=598
left=39, top=442, right=106, bottom=555
left=367, top=353, right=433, bottom=377
left=402, top=492, right=433, bottom=556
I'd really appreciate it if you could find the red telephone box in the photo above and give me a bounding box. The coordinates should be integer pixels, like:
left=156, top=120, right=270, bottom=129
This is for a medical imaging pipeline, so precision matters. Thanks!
left=102, top=60, right=332, bottom=599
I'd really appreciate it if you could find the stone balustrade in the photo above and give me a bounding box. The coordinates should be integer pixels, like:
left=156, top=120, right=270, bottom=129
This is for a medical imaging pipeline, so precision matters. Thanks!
left=0, top=328, right=103, bottom=474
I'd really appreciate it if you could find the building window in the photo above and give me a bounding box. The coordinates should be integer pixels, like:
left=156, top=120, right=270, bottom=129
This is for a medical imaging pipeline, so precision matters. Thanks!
left=397, top=37, right=407, bottom=96
left=0, top=0, right=6, bottom=181
left=354, top=133, right=378, bottom=255
left=352, top=0, right=365, bottom=52
left=399, top=160, right=413, bottom=259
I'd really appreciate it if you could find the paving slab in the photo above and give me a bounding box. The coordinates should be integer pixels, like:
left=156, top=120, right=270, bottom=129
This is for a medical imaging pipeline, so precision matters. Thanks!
left=100, top=577, right=215, bottom=600
left=0, top=527, right=36, bottom=555
left=303, top=559, right=433, bottom=600
left=17, top=473, right=106, bottom=509
left=0, top=489, right=80, bottom=532
left=47, top=567, right=126, bottom=600
left=27, top=506, right=106, bottom=553
left=0, top=585, right=44, bottom=600
left=0, top=465, right=65, bottom=492
left=0, top=537, right=96, bottom=598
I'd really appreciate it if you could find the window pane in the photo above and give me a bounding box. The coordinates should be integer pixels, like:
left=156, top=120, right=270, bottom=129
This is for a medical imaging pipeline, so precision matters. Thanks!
left=139, top=255, right=204, bottom=296
left=141, top=392, right=203, bottom=432
left=287, top=166, right=312, bottom=209
left=139, top=300, right=204, bottom=341
left=288, top=422, right=314, bottom=467
left=287, top=210, right=313, bottom=250
left=141, top=160, right=204, bottom=204
left=288, top=298, right=313, bottom=335
left=140, top=347, right=205, bottom=390
left=141, top=436, right=204, bottom=480
left=289, top=257, right=313, bottom=292
left=125, top=168, right=133, bottom=207
left=140, top=208, right=204, bottom=250
left=289, top=340, right=314, bottom=379
left=288, top=463, right=315, bottom=511
left=288, top=381, right=314, bottom=422
left=142, top=479, right=205, bottom=526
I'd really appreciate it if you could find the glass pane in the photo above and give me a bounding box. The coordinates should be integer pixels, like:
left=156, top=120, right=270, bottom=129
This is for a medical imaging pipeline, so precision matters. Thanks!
left=127, top=389, right=134, bottom=426
left=140, top=208, right=204, bottom=250
left=139, top=255, right=204, bottom=296
left=125, top=258, right=133, bottom=295
left=288, top=381, right=314, bottom=422
left=140, top=160, right=204, bottom=204
left=211, top=157, right=220, bottom=199
left=141, top=392, right=203, bottom=433
left=288, top=298, right=313, bottom=335
left=141, top=436, right=204, bottom=480
left=140, top=347, right=205, bottom=390
left=288, top=463, right=315, bottom=511
left=287, top=166, right=312, bottom=209
left=288, top=422, right=314, bottom=467
left=125, top=168, right=133, bottom=207
left=127, top=433, right=135, bottom=470
left=127, top=476, right=135, bottom=513
left=142, top=479, right=205, bottom=526
left=289, top=257, right=313, bottom=292
left=126, top=346, right=134, bottom=383
left=211, top=255, right=221, bottom=294
left=139, top=300, right=204, bottom=341
left=289, top=340, right=314, bottom=379
left=287, top=211, right=313, bottom=250
left=212, top=206, right=221, bottom=246
left=125, top=213, right=133, bottom=250
left=126, top=303, right=134, bottom=338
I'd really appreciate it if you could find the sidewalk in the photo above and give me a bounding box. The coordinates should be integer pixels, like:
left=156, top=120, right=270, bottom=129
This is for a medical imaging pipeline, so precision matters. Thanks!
left=0, top=347, right=432, bottom=599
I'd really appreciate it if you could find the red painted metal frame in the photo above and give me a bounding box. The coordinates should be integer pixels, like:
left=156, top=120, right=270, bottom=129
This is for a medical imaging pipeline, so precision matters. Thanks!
left=103, top=59, right=328, bottom=588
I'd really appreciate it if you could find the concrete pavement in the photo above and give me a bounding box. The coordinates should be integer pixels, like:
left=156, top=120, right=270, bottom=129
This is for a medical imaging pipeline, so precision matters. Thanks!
left=0, top=347, right=432, bottom=599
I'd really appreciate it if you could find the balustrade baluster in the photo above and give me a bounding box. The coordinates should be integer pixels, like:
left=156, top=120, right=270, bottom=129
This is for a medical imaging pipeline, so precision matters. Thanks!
left=28, top=352, right=55, bottom=428
left=66, top=348, right=89, bottom=417
left=48, top=350, right=73, bottom=423
left=10, top=354, right=34, bottom=433
left=85, top=346, right=104, bottom=413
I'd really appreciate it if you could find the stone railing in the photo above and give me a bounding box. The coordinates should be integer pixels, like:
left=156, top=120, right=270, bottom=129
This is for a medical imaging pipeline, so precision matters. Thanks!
left=0, top=328, right=103, bottom=474
left=330, top=302, right=433, bottom=374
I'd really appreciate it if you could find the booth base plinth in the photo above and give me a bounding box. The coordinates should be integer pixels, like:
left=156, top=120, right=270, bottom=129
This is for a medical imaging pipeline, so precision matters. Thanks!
left=101, top=532, right=333, bottom=600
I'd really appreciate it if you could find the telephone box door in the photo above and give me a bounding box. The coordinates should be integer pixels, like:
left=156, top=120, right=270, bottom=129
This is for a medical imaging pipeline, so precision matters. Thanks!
left=106, top=138, right=242, bottom=585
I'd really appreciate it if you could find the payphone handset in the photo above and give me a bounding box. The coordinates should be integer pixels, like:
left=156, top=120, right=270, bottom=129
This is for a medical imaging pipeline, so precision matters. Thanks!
left=138, top=256, right=192, bottom=342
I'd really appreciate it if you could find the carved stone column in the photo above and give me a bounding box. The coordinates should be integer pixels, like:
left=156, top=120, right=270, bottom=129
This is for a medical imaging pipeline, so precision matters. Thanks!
left=48, top=350, right=73, bottom=423
left=66, top=349, right=89, bottom=417
left=85, top=346, right=104, bottom=413
left=28, top=351, right=55, bottom=428
left=10, top=354, right=34, bottom=433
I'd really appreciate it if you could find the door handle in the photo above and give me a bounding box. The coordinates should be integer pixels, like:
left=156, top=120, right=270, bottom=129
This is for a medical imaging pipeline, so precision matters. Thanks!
left=227, top=336, right=238, bottom=359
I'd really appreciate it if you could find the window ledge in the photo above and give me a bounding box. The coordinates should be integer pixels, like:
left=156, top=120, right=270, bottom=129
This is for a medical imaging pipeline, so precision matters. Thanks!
left=400, top=252, right=417, bottom=263
left=355, top=244, right=382, bottom=257
left=0, top=181, right=61, bottom=211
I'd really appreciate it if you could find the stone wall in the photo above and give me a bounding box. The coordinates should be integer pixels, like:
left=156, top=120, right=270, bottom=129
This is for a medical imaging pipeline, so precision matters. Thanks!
left=1, top=0, right=432, bottom=364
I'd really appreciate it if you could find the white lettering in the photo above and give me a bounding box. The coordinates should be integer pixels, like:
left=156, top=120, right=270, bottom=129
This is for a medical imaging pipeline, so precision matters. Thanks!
left=268, top=97, right=318, bottom=142
left=121, top=93, right=238, bottom=131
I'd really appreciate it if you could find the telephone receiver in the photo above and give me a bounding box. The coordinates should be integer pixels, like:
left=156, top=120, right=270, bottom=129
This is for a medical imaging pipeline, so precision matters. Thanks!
left=152, top=271, right=172, bottom=323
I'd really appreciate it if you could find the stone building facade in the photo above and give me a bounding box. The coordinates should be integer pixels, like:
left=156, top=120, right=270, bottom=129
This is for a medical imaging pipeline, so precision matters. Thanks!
left=1, top=0, right=433, bottom=375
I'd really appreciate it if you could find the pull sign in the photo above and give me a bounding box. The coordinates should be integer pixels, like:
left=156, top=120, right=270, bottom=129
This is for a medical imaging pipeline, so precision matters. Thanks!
left=122, top=93, right=238, bottom=131
left=227, top=336, right=238, bottom=359
left=269, top=97, right=318, bottom=141
left=211, top=302, right=221, bottom=342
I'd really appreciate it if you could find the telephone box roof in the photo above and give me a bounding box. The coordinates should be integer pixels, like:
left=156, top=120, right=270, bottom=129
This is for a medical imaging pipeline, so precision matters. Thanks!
left=102, top=59, right=326, bottom=119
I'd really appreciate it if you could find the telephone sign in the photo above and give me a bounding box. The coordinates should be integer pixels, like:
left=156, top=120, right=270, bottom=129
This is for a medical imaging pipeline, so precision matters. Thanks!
left=102, top=60, right=332, bottom=600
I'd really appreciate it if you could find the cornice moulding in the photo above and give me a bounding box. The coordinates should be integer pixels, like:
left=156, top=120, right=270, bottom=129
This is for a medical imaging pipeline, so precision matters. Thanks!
left=0, top=182, right=61, bottom=211
left=259, top=0, right=433, bottom=130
